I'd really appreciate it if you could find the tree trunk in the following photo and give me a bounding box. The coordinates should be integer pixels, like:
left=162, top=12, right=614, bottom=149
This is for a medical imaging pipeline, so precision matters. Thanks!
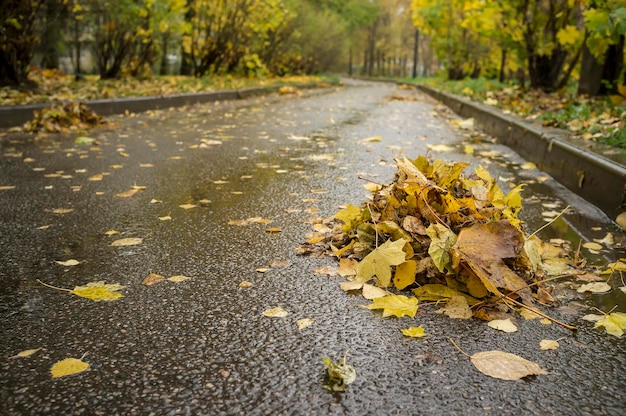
left=599, top=35, right=624, bottom=95
left=160, top=33, right=169, bottom=76
left=578, top=31, right=603, bottom=96
left=348, top=46, right=352, bottom=76
left=412, top=29, right=419, bottom=79
left=40, top=1, right=64, bottom=69
left=362, top=49, right=367, bottom=75
left=499, top=48, right=507, bottom=83
left=0, top=1, right=39, bottom=86
left=180, top=0, right=195, bottom=76
left=73, top=17, right=82, bottom=77
left=367, top=21, right=376, bottom=77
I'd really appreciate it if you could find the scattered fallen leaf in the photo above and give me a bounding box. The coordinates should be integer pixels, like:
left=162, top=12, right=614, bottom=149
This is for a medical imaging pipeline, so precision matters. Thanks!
left=0, top=185, right=16, bottom=190
left=594, top=312, right=626, bottom=337
left=457, top=118, right=474, bottom=130
left=362, top=294, right=418, bottom=318
left=55, top=259, right=80, bottom=267
left=575, top=273, right=603, bottom=282
left=239, top=281, right=254, bottom=288
left=487, top=318, right=518, bottom=333
left=51, top=208, right=73, bottom=214
left=539, top=340, right=559, bottom=350
left=262, top=306, right=289, bottom=318
left=248, top=217, right=273, bottom=224
left=520, top=162, right=537, bottom=170
left=228, top=219, right=249, bottom=226
left=470, top=350, right=548, bottom=380
left=362, top=135, right=382, bottom=143
left=400, top=326, right=428, bottom=338
left=71, top=281, right=125, bottom=301
left=582, top=314, right=604, bottom=322
left=297, top=318, right=315, bottom=330
left=110, top=237, right=143, bottom=247
left=104, top=230, right=119, bottom=236
left=427, top=144, right=454, bottom=152
left=256, top=267, right=271, bottom=273
left=361, top=283, right=388, bottom=299
left=583, top=242, right=603, bottom=251
left=340, top=280, right=364, bottom=291
left=116, top=187, right=143, bottom=198
left=577, top=282, right=611, bottom=293
left=593, top=233, right=614, bottom=246
left=50, top=357, right=89, bottom=378
left=436, top=295, right=472, bottom=319
left=267, top=260, right=289, bottom=267
left=322, top=351, right=356, bottom=391
left=10, top=348, right=42, bottom=359
left=167, top=275, right=191, bottom=283
left=75, top=136, right=96, bottom=145
left=179, top=204, right=197, bottom=210
left=265, top=227, right=282, bottom=233
left=520, top=308, right=543, bottom=320
left=142, top=272, right=165, bottom=286
left=314, top=265, right=337, bottom=276
left=338, top=258, right=358, bottom=277
left=158, top=214, right=172, bottom=221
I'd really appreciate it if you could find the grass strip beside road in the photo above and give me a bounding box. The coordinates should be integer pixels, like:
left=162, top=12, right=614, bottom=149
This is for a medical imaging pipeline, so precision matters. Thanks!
left=0, top=69, right=333, bottom=107
left=401, top=76, right=626, bottom=149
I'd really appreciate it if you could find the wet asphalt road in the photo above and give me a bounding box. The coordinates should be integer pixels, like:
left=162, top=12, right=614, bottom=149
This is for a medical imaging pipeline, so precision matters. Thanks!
left=1, top=80, right=625, bottom=415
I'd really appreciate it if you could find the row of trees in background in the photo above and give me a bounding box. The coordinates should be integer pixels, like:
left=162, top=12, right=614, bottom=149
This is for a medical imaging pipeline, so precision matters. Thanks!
left=411, top=0, right=626, bottom=95
left=2, top=0, right=623, bottom=97
left=1, top=0, right=438, bottom=87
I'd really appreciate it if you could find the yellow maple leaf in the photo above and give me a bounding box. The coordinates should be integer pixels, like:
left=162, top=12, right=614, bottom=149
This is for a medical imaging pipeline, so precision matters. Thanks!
left=594, top=312, right=626, bottom=337
left=400, top=326, right=428, bottom=338
left=71, top=281, right=125, bottom=301
left=394, top=260, right=416, bottom=290
left=362, top=294, right=418, bottom=318
left=37, top=279, right=125, bottom=301
left=356, top=238, right=408, bottom=286
left=425, top=224, right=456, bottom=273
left=333, top=204, right=362, bottom=232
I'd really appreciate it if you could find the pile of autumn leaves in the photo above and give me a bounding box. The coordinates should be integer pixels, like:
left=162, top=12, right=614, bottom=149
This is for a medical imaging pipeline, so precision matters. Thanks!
left=302, top=155, right=559, bottom=321
left=23, top=102, right=105, bottom=133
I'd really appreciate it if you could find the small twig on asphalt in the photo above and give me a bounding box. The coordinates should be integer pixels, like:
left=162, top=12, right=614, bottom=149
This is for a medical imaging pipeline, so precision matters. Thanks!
left=527, top=205, right=570, bottom=240
left=357, top=175, right=386, bottom=187
left=448, top=339, right=470, bottom=357
left=502, top=295, right=577, bottom=331
left=36, top=279, right=71, bottom=292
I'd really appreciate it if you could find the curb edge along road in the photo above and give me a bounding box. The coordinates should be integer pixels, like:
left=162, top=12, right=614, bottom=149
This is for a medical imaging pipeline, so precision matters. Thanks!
left=414, top=84, right=626, bottom=222
left=0, top=82, right=325, bottom=129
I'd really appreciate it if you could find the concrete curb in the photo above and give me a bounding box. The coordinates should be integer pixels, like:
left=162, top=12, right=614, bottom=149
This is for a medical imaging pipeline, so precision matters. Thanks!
left=0, top=82, right=323, bottom=129
left=414, top=84, right=625, bottom=220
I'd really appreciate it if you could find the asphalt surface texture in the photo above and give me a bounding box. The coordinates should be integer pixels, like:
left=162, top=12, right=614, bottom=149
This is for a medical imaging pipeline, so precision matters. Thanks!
left=1, top=79, right=625, bottom=415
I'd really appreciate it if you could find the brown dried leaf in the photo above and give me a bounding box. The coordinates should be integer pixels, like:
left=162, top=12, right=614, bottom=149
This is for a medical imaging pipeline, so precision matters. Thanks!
left=451, top=221, right=532, bottom=304
left=470, top=350, right=548, bottom=380
left=142, top=272, right=164, bottom=286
